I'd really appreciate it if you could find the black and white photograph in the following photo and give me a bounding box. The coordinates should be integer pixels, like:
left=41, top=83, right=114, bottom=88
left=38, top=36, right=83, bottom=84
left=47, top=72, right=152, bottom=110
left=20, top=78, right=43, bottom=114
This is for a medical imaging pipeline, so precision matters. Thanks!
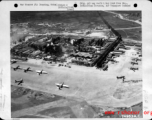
left=10, top=11, right=142, bottom=118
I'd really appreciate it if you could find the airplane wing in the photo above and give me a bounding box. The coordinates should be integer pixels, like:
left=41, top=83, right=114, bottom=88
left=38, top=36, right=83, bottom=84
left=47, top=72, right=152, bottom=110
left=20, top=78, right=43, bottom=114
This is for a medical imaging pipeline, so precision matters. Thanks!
left=11, top=66, right=22, bottom=69
left=18, top=67, right=22, bottom=69
left=42, top=71, right=47, bottom=74
left=27, top=68, right=32, bottom=71
left=55, top=83, right=61, bottom=87
left=55, top=83, right=61, bottom=86
left=63, top=85, right=69, bottom=88
left=36, top=70, right=41, bottom=73
left=23, top=68, right=27, bottom=70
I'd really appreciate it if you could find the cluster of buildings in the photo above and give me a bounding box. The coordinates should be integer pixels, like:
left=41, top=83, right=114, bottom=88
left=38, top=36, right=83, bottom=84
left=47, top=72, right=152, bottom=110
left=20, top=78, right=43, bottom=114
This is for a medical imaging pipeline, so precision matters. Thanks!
left=11, top=33, right=124, bottom=68
left=11, top=35, right=54, bottom=60
left=68, top=35, right=122, bottom=68
left=11, top=20, right=141, bottom=69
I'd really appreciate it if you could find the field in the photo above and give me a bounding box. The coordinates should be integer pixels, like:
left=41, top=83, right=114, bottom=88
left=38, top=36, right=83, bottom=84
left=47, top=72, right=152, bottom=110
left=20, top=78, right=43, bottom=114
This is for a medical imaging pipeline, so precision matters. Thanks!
left=11, top=45, right=142, bottom=118
left=117, top=28, right=141, bottom=41
left=11, top=11, right=141, bottom=44
left=113, top=11, right=141, bottom=21
left=11, top=11, right=142, bottom=118
left=11, top=85, right=142, bottom=118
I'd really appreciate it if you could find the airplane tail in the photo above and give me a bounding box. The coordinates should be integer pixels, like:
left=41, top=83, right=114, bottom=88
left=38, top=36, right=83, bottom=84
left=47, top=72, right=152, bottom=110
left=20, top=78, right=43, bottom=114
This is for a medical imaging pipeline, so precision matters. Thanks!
left=62, top=82, right=64, bottom=87
left=24, top=70, right=27, bottom=72
left=57, top=86, right=61, bottom=90
left=15, top=80, right=17, bottom=83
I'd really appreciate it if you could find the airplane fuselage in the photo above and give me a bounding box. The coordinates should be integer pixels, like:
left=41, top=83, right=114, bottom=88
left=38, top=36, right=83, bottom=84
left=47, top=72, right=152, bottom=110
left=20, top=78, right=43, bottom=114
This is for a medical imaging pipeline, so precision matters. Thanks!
left=117, top=76, right=125, bottom=80
left=15, top=79, right=23, bottom=85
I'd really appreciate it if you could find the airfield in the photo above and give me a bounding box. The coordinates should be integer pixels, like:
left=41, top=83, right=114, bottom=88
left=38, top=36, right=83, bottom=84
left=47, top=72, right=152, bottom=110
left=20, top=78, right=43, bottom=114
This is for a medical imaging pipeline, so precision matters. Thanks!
left=11, top=11, right=142, bottom=118
left=11, top=45, right=142, bottom=109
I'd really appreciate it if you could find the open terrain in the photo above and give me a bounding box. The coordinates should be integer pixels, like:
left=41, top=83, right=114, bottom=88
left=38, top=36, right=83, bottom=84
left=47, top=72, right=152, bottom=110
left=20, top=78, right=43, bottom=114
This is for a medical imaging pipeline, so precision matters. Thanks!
left=11, top=11, right=141, bottom=45
left=11, top=11, right=142, bottom=118
left=11, top=46, right=142, bottom=118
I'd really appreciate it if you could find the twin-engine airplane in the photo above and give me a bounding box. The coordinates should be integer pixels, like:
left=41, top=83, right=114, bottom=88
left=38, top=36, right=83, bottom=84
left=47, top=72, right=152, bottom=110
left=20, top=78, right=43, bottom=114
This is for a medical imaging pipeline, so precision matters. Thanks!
left=131, top=62, right=138, bottom=65
left=55, top=82, right=69, bottom=90
left=117, top=76, right=125, bottom=80
left=132, top=58, right=141, bottom=62
left=12, top=65, right=22, bottom=71
left=130, top=67, right=138, bottom=72
left=23, top=67, right=33, bottom=72
left=36, top=69, right=47, bottom=75
left=135, top=58, right=141, bottom=62
left=11, top=59, right=17, bottom=64
left=15, top=78, right=23, bottom=85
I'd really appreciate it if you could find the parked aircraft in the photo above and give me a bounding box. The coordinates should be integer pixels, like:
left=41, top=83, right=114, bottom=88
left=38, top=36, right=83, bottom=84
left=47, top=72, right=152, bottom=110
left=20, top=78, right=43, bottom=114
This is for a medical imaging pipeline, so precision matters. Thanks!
left=132, top=58, right=141, bottom=62
left=117, top=76, right=125, bottom=81
left=139, top=54, right=142, bottom=57
left=111, top=59, right=118, bottom=63
left=130, top=67, right=138, bottom=72
left=11, top=59, right=17, bottom=64
left=15, top=78, right=23, bottom=85
left=12, top=65, right=22, bottom=71
left=36, top=69, right=47, bottom=75
left=23, top=67, right=33, bottom=72
left=131, top=62, right=138, bottom=65
left=55, top=82, right=69, bottom=90
left=135, top=58, right=141, bottom=62
left=103, top=65, right=108, bottom=71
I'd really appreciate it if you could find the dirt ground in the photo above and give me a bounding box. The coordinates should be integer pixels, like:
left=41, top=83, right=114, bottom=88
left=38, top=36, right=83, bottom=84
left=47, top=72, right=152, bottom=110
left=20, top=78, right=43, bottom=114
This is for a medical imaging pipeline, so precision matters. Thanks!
left=11, top=45, right=142, bottom=108
left=11, top=45, right=142, bottom=118
left=11, top=85, right=142, bottom=118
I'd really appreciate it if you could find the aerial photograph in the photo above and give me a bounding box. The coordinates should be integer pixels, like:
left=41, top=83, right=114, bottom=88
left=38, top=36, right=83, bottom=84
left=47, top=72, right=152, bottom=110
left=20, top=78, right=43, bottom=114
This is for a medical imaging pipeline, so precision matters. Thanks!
left=11, top=11, right=142, bottom=118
